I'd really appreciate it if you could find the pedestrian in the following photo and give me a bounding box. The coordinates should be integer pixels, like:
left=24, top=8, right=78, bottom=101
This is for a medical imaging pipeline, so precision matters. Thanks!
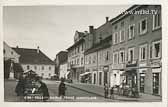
left=35, top=76, right=50, bottom=102
left=15, top=75, right=26, bottom=96
left=110, top=86, right=114, bottom=99
left=58, top=78, right=66, bottom=99
left=104, top=83, right=109, bottom=98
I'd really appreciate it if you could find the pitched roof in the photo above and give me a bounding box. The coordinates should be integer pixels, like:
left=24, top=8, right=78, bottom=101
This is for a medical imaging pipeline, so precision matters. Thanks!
left=12, top=48, right=55, bottom=65
left=85, top=35, right=112, bottom=55
left=56, top=51, right=68, bottom=64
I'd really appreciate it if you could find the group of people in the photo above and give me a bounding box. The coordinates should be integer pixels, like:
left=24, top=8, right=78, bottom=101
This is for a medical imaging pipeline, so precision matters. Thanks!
left=15, top=75, right=67, bottom=102
left=104, top=84, right=115, bottom=99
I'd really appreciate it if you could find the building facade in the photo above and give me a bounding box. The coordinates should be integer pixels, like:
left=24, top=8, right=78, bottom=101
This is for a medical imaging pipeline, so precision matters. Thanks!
left=83, top=18, right=113, bottom=85
left=110, top=5, right=161, bottom=96
left=59, top=62, right=68, bottom=79
left=55, top=51, right=68, bottom=78
left=67, top=31, right=86, bottom=82
left=12, top=47, right=55, bottom=79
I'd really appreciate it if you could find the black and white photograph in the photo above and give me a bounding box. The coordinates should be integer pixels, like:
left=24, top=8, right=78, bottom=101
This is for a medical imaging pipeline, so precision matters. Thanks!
left=3, top=4, right=163, bottom=102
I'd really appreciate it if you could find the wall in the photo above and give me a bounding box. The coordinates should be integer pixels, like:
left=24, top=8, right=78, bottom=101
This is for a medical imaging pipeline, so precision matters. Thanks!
left=22, top=64, right=55, bottom=79
left=3, top=42, right=20, bottom=63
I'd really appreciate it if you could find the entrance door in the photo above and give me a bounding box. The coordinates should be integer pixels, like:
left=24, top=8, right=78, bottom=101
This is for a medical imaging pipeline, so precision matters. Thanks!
left=140, top=73, right=145, bottom=93
left=104, top=71, right=108, bottom=85
left=153, top=73, right=159, bottom=95
left=99, top=72, right=102, bottom=85
left=94, top=73, right=96, bottom=84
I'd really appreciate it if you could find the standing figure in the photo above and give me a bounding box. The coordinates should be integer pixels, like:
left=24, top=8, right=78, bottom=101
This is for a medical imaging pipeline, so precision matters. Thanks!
left=35, top=77, right=50, bottom=101
left=110, top=87, right=114, bottom=99
left=104, top=83, right=109, bottom=98
left=58, top=78, right=66, bottom=99
left=15, top=75, right=26, bottom=96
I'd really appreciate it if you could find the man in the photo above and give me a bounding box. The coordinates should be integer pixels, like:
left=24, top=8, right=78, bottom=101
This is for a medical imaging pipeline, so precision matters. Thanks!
left=35, top=77, right=50, bottom=101
left=104, top=83, right=109, bottom=98
left=58, top=78, right=66, bottom=99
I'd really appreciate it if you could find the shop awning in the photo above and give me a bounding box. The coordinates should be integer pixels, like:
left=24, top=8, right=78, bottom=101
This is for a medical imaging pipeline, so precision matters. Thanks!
left=65, top=71, right=71, bottom=77
left=79, top=72, right=91, bottom=77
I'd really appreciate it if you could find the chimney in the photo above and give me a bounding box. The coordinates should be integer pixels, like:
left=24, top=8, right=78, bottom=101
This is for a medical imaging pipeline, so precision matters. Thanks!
left=16, top=46, right=19, bottom=48
left=106, top=17, right=109, bottom=23
left=89, top=26, right=94, bottom=34
left=37, top=46, right=40, bottom=53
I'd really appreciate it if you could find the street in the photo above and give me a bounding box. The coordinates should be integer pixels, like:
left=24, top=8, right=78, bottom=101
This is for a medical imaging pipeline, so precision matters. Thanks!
left=4, top=80, right=116, bottom=102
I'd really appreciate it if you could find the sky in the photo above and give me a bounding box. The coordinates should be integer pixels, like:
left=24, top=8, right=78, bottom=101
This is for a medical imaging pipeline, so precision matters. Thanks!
left=3, top=5, right=131, bottom=60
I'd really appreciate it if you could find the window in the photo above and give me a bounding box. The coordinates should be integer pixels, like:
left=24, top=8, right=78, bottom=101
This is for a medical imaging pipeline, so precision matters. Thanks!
left=120, top=29, right=125, bottom=42
left=81, top=57, right=83, bottom=65
left=139, top=44, right=147, bottom=61
left=139, top=18, right=148, bottom=35
left=42, top=66, right=44, bottom=70
left=92, top=55, right=96, bottom=64
left=41, top=73, right=44, bottom=77
left=77, top=58, right=79, bottom=65
left=113, top=52, right=118, bottom=64
left=34, top=66, right=37, bottom=70
left=152, top=41, right=161, bottom=59
left=27, top=65, right=30, bottom=70
left=153, top=13, right=161, bottom=30
left=113, top=32, right=118, bottom=44
left=49, top=73, right=51, bottom=77
left=11, top=51, right=13, bottom=55
left=105, top=51, right=109, bottom=61
left=49, top=66, right=51, bottom=70
left=89, top=56, right=91, bottom=64
left=128, top=24, right=135, bottom=39
left=128, top=48, right=134, bottom=62
left=119, top=50, right=125, bottom=63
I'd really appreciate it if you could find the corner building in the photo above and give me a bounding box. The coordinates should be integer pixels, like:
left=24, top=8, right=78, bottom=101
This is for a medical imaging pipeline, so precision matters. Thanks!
left=110, top=5, right=161, bottom=96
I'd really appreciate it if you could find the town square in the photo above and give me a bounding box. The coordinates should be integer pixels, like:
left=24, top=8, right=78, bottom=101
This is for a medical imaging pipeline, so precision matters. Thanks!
left=3, top=5, right=162, bottom=102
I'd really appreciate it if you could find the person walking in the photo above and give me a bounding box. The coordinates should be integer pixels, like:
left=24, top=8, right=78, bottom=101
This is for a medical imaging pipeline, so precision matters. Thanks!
left=104, top=83, right=109, bottom=98
left=110, top=86, right=114, bottom=99
left=58, top=78, right=66, bottom=99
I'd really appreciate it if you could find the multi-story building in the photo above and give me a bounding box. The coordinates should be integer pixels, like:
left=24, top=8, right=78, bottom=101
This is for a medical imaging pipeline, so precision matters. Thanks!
left=84, top=17, right=113, bottom=85
left=12, top=46, right=55, bottom=79
left=110, top=5, right=161, bottom=96
left=55, top=51, right=68, bottom=78
left=67, top=31, right=86, bottom=82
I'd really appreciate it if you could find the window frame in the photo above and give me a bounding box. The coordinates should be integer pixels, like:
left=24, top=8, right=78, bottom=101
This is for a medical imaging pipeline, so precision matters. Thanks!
left=120, top=28, right=125, bottom=42
left=153, top=13, right=161, bottom=30
left=119, top=50, right=125, bottom=63
left=152, top=40, right=161, bottom=59
left=128, top=47, right=134, bottom=62
left=113, top=51, right=118, bottom=64
left=139, top=44, right=147, bottom=61
left=139, top=18, right=148, bottom=35
left=128, top=24, right=135, bottom=39
left=113, top=32, right=119, bottom=44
